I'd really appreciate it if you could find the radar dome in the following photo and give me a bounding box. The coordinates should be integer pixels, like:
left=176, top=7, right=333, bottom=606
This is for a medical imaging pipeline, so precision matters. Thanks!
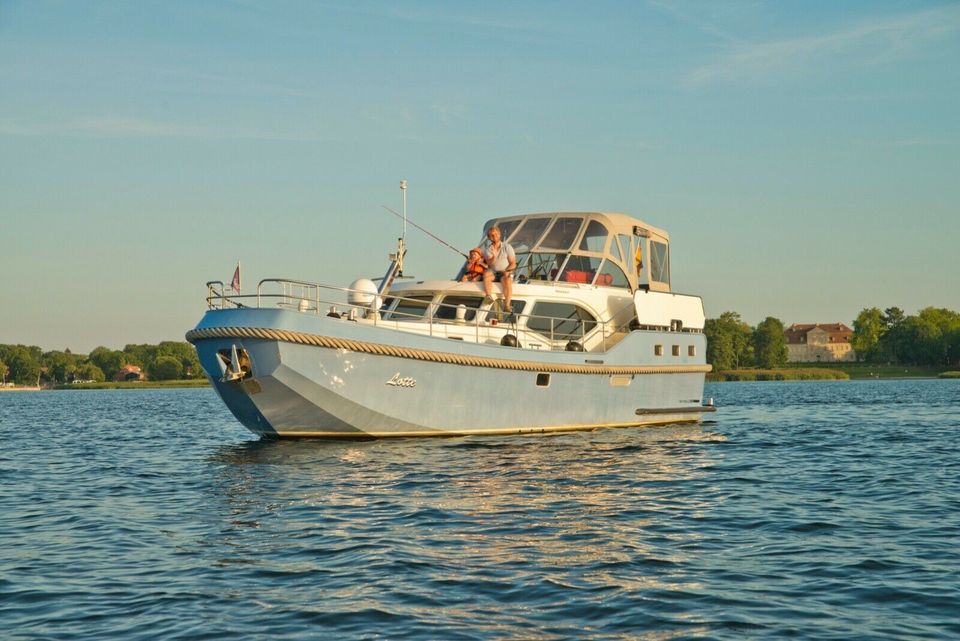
left=348, top=278, right=380, bottom=308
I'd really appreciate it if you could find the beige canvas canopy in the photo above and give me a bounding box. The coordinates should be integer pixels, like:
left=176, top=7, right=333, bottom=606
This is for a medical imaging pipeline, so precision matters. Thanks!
left=482, top=212, right=672, bottom=292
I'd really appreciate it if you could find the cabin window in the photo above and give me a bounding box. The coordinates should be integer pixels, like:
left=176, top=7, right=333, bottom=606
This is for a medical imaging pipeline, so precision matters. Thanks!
left=651, top=241, right=670, bottom=284
left=688, top=345, right=696, bottom=357
left=539, top=217, right=583, bottom=251
left=559, top=255, right=602, bottom=284
left=655, top=344, right=664, bottom=356
left=595, top=259, right=629, bottom=289
left=383, top=295, right=433, bottom=320
left=578, top=220, right=609, bottom=253
left=672, top=345, right=680, bottom=356
left=509, top=218, right=551, bottom=253
left=434, top=296, right=483, bottom=321
left=527, top=302, right=597, bottom=341
left=536, top=373, right=551, bottom=387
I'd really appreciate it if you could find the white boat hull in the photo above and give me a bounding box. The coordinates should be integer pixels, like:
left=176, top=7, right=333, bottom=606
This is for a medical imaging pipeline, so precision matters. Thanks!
left=188, top=308, right=713, bottom=438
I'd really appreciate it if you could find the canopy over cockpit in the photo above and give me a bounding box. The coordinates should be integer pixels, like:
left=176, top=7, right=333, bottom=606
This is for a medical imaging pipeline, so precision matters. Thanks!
left=475, top=212, right=671, bottom=293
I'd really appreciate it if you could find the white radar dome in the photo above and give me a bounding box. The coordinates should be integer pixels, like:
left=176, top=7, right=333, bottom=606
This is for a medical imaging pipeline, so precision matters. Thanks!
left=348, top=278, right=381, bottom=308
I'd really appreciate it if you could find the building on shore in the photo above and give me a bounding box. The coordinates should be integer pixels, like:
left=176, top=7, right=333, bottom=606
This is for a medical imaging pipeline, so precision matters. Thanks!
left=114, top=365, right=144, bottom=382
left=785, top=323, right=855, bottom=363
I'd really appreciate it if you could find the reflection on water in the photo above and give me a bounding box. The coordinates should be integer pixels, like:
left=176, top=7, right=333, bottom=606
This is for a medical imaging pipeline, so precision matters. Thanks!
left=206, top=424, right=728, bottom=630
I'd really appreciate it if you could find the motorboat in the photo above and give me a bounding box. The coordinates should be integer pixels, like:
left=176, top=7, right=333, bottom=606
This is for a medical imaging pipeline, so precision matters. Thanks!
left=187, top=194, right=714, bottom=438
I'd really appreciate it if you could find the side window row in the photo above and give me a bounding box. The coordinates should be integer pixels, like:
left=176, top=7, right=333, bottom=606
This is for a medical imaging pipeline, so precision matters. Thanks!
left=655, top=345, right=697, bottom=357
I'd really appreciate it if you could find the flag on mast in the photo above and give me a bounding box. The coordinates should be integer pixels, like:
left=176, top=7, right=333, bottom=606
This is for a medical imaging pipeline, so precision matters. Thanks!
left=231, top=261, right=241, bottom=294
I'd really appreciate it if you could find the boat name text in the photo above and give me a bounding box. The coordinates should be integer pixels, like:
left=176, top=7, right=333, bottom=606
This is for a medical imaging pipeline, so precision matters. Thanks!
left=386, top=373, right=417, bottom=388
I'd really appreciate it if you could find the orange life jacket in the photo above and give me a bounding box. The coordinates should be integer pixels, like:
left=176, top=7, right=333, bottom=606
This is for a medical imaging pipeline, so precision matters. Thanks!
left=463, top=259, right=486, bottom=281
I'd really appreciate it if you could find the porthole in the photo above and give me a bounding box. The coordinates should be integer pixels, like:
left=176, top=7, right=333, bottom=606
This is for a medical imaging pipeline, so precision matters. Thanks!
left=536, top=373, right=551, bottom=387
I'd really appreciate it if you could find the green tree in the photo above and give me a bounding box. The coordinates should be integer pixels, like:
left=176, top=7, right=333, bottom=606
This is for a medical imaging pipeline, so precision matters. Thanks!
left=947, top=326, right=960, bottom=368
left=122, top=343, right=157, bottom=369
left=0, top=357, right=7, bottom=383
left=3, top=346, right=42, bottom=385
left=851, top=307, right=885, bottom=362
left=704, top=311, right=753, bottom=370
left=75, top=363, right=106, bottom=382
left=911, top=307, right=960, bottom=366
left=753, top=317, right=788, bottom=369
left=157, top=341, right=203, bottom=379
left=87, top=347, right=126, bottom=380
left=42, top=350, right=78, bottom=383
left=705, top=324, right=735, bottom=371
left=884, top=307, right=905, bottom=329
left=148, top=355, right=183, bottom=380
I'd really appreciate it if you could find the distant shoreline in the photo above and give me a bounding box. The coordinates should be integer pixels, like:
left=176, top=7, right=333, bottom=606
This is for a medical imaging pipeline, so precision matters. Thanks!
left=51, top=380, right=210, bottom=390
left=707, top=365, right=960, bottom=382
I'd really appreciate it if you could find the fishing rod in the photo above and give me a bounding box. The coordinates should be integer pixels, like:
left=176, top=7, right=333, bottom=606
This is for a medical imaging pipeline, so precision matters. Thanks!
left=381, top=204, right=469, bottom=259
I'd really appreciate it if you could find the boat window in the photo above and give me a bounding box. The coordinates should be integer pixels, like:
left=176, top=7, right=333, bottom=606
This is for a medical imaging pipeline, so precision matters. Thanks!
left=520, top=252, right=567, bottom=282
left=495, top=219, right=522, bottom=243
left=595, top=259, right=630, bottom=289
left=617, top=234, right=631, bottom=263
left=538, top=217, right=583, bottom=251
left=559, top=255, right=602, bottom=284
left=527, top=302, right=597, bottom=341
left=434, top=296, right=483, bottom=321
left=509, top=218, right=551, bottom=252
left=383, top=295, right=433, bottom=320
left=578, top=220, right=608, bottom=253
left=651, top=241, right=670, bottom=284
left=610, top=235, right=623, bottom=263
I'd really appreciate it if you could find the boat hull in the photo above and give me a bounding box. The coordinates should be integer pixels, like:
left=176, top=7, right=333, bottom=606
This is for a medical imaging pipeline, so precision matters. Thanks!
left=188, top=309, right=712, bottom=438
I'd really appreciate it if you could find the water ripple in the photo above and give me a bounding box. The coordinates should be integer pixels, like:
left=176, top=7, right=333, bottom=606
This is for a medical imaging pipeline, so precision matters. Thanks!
left=2, top=381, right=959, bottom=640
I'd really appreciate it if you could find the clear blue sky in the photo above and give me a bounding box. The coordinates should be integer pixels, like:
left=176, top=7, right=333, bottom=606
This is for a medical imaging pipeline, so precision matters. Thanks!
left=2, top=0, right=958, bottom=353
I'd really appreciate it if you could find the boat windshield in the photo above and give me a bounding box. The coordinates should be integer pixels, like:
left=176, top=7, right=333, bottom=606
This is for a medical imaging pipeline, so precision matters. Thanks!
left=515, top=252, right=567, bottom=283
left=539, top=217, right=583, bottom=251
left=508, top=218, right=551, bottom=252
left=478, top=213, right=645, bottom=291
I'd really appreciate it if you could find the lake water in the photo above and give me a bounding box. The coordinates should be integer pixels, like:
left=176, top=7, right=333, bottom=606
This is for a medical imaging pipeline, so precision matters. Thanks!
left=2, top=380, right=958, bottom=640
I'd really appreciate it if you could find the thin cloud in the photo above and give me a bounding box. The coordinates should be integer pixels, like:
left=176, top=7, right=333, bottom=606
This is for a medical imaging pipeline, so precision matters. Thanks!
left=0, top=117, right=326, bottom=142
left=647, top=0, right=747, bottom=44
left=429, top=104, right=467, bottom=127
left=686, top=4, right=960, bottom=87
left=871, top=137, right=956, bottom=149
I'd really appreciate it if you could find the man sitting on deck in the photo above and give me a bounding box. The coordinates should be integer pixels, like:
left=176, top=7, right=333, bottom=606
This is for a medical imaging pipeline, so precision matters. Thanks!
left=482, top=224, right=516, bottom=316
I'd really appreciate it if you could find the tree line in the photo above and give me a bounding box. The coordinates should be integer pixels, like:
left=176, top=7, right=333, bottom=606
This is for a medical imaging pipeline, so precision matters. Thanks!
left=704, top=306, right=960, bottom=371
left=850, top=307, right=960, bottom=366
left=704, top=313, right=789, bottom=371
left=0, top=342, right=205, bottom=386
left=3, top=306, right=957, bottom=384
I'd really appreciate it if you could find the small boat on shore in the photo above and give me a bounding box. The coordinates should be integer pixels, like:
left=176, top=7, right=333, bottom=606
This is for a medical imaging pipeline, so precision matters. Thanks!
left=187, top=193, right=713, bottom=438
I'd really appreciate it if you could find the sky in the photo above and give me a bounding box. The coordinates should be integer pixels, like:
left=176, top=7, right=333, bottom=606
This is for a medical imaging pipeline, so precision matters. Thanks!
left=2, top=0, right=958, bottom=353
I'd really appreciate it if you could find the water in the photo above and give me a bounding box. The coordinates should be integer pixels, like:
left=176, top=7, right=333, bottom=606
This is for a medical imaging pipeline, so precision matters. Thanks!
left=1, top=380, right=958, bottom=640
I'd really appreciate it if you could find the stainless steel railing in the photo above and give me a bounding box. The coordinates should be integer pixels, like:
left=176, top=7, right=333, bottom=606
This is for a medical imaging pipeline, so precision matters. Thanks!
left=204, top=278, right=639, bottom=353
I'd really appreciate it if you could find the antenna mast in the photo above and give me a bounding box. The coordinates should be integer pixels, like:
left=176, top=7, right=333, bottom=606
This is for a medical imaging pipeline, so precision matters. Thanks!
left=400, top=179, right=408, bottom=241
left=376, top=180, right=413, bottom=296
left=397, top=180, right=407, bottom=275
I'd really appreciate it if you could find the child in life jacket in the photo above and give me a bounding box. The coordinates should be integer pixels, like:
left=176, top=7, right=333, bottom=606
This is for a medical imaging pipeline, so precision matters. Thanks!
left=461, top=248, right=487, bottom=282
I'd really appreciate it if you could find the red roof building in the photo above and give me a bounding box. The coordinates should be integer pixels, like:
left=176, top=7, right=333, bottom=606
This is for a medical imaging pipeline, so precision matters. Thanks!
left=114, top=364, right=144, bottom=382
left=785, top=323, right=855, bottom=362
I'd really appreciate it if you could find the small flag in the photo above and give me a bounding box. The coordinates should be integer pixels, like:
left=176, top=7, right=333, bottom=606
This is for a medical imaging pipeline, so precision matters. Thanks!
left=231, top=261, right=241, bottom=294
